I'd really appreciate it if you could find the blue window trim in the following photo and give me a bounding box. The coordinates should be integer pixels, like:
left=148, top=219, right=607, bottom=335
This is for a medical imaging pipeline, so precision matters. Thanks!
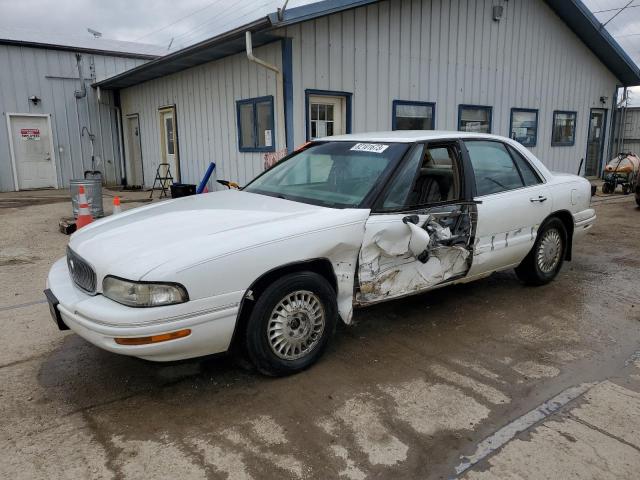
left=509, top=108, right=539, bottom=147
left=236, top=95, right=276, bottom=153
left=281, top=38, right=294, bottom=154
left=305, top=89, right=353, bottom=141
left=551, top=110, right=577, bottom=147
left=391, top=100, right=436, bottom=130
left=458, top=104, right=493, bottom=133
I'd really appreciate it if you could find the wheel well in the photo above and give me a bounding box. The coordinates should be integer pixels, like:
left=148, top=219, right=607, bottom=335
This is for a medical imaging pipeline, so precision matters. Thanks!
left=228, top=259, right=338, bottom=353
left=546, top=210, right=574, bottom=261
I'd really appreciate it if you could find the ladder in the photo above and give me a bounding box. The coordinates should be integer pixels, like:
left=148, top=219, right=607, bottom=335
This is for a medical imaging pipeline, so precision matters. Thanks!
left=149, top=163, right=173, bottom=199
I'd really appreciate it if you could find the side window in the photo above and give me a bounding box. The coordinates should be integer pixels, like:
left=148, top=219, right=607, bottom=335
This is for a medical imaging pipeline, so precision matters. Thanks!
left=393, top=101, right=435, bottom=130
left=458, top=105, right=492, bottom=133
left=510, top=109, right=538, bottom=147
left=507, top=145, right=542, bottom=186
left=465, top=141, right=524, bottom=196
left=237, top=96, right=275, bottom=152
left=551, top=111, right=577, bottom=146
left=380, top=143, right=462, bottom=211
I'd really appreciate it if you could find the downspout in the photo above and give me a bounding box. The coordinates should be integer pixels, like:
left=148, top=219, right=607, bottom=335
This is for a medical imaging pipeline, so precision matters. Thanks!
left=277, top=0, right=290, bottom=21
left=245, top=31, right=287, bottom=152
left=97, top=86, right=127, bottom=185
left=617, top=87, right=628, bottom=155
left=74, top=54, right=87, bottom=99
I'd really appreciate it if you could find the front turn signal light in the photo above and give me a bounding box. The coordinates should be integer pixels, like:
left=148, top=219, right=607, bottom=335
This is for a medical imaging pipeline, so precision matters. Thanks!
left=114, top=329, right=191, bottom=346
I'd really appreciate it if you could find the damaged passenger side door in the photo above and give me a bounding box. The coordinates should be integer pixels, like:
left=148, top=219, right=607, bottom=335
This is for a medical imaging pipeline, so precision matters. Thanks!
left=357, top=142, right=476, bottom=304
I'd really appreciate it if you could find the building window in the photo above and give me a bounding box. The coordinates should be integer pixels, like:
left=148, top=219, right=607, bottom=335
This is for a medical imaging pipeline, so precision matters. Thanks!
left=510, top=109, right=538, bottom=147
left=305, top=90, right=352, bottom=140
left=551, top=111, right=577, bottom=146
left=392, top=101, right=435, bottom=130
left=458, top=105, right=492, bottom=133
left=236, top=96, right=275, bottom=152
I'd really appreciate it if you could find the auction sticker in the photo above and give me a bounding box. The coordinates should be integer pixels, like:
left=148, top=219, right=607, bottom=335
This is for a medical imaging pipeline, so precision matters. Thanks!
left=350, top=143, right=389, bottom=153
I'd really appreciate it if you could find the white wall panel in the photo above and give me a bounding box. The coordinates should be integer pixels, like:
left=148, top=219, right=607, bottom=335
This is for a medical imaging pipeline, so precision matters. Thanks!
left=120, top=42, right=283, bottom=188
left=282, top=0, right=619, bottom=174
left=0, top=44, right=150, bottom=191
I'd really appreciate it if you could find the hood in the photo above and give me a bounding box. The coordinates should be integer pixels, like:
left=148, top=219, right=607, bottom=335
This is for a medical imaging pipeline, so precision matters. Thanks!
left=69, top=190, right=368, bottom=285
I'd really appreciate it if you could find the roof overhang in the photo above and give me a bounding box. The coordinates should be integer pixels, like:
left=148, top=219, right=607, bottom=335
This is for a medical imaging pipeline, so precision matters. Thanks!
left=95, top=0, right=380, bottom=90
left=0, top=38, right=160, bottom=60
left=96, top=0, right=640, bottom=90
left=95, top=18, right=277, bottom=89
left=544, top=0, right=640, bottom=86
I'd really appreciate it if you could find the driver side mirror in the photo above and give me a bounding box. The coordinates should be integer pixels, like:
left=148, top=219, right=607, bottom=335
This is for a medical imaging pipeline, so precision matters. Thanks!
left=403, top=215, right=431, bottom=263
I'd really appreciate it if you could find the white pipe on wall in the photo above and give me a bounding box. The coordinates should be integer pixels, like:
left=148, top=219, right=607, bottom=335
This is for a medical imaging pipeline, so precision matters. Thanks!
left=245, top=31, right=287, bottom=153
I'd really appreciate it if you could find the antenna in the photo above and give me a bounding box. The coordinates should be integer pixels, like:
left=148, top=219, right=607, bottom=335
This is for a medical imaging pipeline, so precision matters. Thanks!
left=87, top=28, right=102, bottom=38
left=167, top=37, right=174, bottom=50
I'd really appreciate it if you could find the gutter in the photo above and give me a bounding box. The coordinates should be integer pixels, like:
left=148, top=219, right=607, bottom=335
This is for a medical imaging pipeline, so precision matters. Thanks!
left=94, top=17, right=271, bottom=89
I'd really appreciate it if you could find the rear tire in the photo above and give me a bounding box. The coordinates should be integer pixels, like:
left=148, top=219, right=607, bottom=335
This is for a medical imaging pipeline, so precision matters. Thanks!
left=245, top=272, right=337, bottom=376
left=515, top=218, right=567, bottom=286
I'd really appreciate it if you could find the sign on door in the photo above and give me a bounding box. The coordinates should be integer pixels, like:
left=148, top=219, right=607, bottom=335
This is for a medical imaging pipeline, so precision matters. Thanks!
left=20, top=128, right=41, bottom=140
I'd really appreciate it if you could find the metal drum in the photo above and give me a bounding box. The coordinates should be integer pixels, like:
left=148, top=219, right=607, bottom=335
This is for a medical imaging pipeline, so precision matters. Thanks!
left=70, top=178, right=104, bottom=218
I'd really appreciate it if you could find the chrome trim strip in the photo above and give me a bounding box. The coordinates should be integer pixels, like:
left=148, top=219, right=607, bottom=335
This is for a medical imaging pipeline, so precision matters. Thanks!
left=72, top=302, right=240, bottom=329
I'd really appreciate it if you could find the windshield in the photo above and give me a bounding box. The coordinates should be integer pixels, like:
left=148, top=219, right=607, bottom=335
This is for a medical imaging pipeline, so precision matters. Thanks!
left=244, top=141, right=409, bottom=208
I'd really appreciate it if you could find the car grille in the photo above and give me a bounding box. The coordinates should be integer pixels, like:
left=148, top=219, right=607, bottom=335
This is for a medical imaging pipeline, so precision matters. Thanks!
left=66, top=247, right=97, bottom=294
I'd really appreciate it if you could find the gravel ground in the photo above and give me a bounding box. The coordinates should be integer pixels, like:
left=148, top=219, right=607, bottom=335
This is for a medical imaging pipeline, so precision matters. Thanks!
left=0, top=189, right=639, bottom=479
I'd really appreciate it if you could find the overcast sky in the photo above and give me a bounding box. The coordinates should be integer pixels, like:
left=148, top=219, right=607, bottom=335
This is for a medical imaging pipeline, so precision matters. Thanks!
left=0, top=0, right=312, bottom=51
left=0, top=0, right=637, bottom=51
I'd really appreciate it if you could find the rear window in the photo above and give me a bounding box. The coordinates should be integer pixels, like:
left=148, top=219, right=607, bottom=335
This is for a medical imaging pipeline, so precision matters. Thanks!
left=465, top=141, right=524, bottom=196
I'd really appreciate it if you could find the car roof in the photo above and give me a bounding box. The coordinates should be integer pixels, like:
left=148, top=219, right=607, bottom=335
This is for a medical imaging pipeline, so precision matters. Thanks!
left=318, top=130, right=508, bottom=143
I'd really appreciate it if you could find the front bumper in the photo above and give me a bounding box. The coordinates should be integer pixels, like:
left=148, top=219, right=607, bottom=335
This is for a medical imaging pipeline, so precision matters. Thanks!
left=573, top=208, right=596, bottom=239
left=46, top=258, right=243, bottom=361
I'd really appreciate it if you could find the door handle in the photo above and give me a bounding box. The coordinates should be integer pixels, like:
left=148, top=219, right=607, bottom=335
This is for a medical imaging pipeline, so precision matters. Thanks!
left=530, top=195, right=547, bottom=203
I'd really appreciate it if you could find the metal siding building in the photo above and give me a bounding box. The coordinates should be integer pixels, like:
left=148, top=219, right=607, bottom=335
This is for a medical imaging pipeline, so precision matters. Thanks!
left=281, top=0, right=619, bottom=173
left=612, top=107, right=640, bottom=156
left=0, top=36, right=160, bottom=192
left=120, top=41, right=283, bottom=187
left=98, top=0, right=640, bottom=189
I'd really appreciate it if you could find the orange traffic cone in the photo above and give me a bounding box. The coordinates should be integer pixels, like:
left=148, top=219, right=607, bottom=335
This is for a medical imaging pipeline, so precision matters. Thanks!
left=112, top=196, right=122, bottom=215
left=76, top=186, right=94, bottom=229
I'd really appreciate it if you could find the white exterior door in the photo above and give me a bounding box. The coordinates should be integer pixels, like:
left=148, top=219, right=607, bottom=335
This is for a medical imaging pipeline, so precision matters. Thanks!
left=159, top=107, right=179, bottom=181
left=308, top=96, right=345, bottom=139
left=8, top=114, right=57, bottom=190
left=126, top=115, right=144, bottom=186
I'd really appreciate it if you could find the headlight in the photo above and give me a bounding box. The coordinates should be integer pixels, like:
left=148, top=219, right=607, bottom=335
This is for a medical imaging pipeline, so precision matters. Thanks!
left=102, top=276, right=189, bottom=307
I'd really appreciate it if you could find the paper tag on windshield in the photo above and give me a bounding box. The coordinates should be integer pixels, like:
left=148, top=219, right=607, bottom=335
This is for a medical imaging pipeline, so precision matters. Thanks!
left=350, top=143, right=389, bottom=153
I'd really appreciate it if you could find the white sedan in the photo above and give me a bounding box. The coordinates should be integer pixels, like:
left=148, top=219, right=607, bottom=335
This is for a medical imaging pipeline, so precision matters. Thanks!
left=45, top=131, right=596, bottom=375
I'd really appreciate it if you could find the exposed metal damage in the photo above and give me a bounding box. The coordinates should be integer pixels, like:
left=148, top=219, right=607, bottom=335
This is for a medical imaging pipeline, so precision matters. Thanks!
left=357, top=204, right=477, bottom=304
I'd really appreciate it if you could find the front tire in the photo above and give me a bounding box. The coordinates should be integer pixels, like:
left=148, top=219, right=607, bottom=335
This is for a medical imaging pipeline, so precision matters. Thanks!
left=515, top=218, right=567, bottom=286
left=245, top=272, right=338, bottom=376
